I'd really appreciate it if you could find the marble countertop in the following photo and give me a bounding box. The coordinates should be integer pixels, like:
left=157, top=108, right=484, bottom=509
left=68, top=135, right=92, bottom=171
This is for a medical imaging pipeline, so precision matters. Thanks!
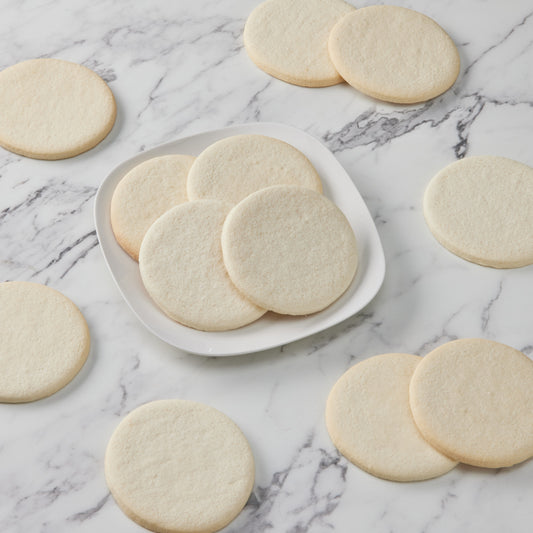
left=1, top=0, right=533, bottom=531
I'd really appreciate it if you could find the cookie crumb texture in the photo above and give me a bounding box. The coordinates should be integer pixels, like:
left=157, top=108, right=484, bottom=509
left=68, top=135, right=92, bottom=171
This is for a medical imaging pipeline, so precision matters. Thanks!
left=0, top=58, right=116, bottom=159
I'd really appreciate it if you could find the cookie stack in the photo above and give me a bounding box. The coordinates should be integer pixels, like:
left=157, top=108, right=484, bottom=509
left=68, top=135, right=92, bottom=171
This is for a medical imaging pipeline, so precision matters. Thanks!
left=111, top=134, right=358, bottom=331
left=326, top=338, right=533, bottom=481
left=244, top=1, right=460, bottom=104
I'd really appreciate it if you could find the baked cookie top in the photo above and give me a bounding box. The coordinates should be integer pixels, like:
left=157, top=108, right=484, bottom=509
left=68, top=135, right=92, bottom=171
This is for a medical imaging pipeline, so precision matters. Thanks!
left=111, top=154, right=194, bottom=261
left=221, top=185, right=357, bottom=315
left=424, top=155, right=533, bottom=268
left=329, top=6, right=460, bottom=103
left=0, top=58, right=116, bottom=159
left=410, top=338, right=533, bottom=468
left=187, top=134, right=322, bottom=205
left=0, top=281, right=90, bottom=403
left=326, top=353, right=457, bottom=481
left=139, top=200, right=266, bottom=331
left=244, top=0, right=354, bottom=87
left=105, top=399, right=255, bottom=533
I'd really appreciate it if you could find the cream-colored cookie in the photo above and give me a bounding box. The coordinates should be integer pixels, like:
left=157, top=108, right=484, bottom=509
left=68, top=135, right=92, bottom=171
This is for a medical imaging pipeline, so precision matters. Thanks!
left=139, top=200, right=266, bottom=331
left=244, top=0, right=354, bottom=87
left=326, top=353, right=457, bottom=482
left=410, top=339, right=533, bottom=468
left=0, top=58, right=116, bottom=159
left=187, top=135, right=322, bottom=205
left=0, top=281, right=90, bottom=403
left=424, top=156, right=533, bottom=268
left=111, top=155, right=195, bottom=261
left=221, top=185, right=357, bottom=315
left=328, top=6, right=460, bottom=103
left=105, top=399, right=255, bottom=533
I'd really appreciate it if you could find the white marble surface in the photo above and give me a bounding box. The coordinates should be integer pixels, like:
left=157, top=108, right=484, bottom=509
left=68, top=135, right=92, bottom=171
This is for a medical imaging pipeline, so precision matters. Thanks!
left=1, top=0, right=533, bottom=531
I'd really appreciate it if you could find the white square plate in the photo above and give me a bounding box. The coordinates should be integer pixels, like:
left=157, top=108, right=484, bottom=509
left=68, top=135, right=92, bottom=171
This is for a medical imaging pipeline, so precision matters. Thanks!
left=94, top=123, right=385, bottom=356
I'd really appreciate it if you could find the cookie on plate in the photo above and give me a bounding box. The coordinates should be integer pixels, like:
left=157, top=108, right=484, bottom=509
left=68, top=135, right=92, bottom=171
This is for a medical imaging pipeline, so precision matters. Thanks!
left=111, top=154, right=195, bottom=261
left=221, top=185, right=357, bottom=315
left=187, top=134, right=322, bottom=205
left=139, top=200, right=266, bottom=331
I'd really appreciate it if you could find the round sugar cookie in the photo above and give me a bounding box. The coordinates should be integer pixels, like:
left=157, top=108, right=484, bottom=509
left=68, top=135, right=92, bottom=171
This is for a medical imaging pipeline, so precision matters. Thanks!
left=423, top=156, right=533, bottom=268
left=221, top=186, right=357, bottom=315
left=187, top=135, right=322, bottom=205
left=326, top=353, right=457, bottom=482
left=410, top=339, right=533, bottom=468
left=139, top=200, right=266, bottom=331
left=111, top=155, right=195, bottom=261
left=328, top=6, right=460, bottom=104
left=0, top=58, right=116, bottom=159
left=0, top=281, right=90, bottom=403
left=243, top=0, right=354, bottom=87
left=105, top=399, right=255, bottom=533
